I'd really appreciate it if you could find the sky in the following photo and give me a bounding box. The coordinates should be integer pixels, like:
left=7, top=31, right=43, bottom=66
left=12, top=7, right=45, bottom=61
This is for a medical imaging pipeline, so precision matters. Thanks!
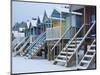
left=12, top=1, right=69, bottom=26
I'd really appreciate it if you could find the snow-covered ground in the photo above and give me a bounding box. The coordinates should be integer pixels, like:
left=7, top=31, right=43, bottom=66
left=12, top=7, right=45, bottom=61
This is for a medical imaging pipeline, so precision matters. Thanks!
left=12, top=56, right=77, bottom=73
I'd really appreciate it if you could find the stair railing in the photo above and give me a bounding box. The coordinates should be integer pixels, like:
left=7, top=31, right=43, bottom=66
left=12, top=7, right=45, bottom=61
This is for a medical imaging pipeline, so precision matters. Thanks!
left=14, top=36, right=29, bottom=52
left=86, top=40, right=96, bottom=68
left=64, top=24, right=85, bottom=66
left=31, top=33, right=46, bottom=55
left=63, top=21, right=95, bottom=67
left=15, top=37, right=30, bottom=56
left=26, top=32, right=45, bottom=50
left=25, top=32, right=46, bottom=57
left=78, top=39, right=96, bottom=68
left=52, top=23, right=88, bottom=64
left=74, top=21, right=95, bottom=66
left=29, top=32, right=46, bottom=50
left=49, top=26, right=74, bottom=60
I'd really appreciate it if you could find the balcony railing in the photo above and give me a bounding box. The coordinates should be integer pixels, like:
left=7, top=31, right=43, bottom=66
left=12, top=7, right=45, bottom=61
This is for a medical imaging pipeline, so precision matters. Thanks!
left=46, top=26, right=61, bottom=40
left=46, top=25, right=75, bottom=40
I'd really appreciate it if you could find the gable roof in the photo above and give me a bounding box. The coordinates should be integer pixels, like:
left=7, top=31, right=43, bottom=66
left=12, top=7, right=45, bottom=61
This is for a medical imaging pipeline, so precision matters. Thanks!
left=42, top=11, right=48, bottom=22
left=37, top=16, right=41, bottom=24
left=51, top=7, right=82, bottom=19
left=42, top=11, right=50, bottom=23
left=51, top=9, right=60, bottom=18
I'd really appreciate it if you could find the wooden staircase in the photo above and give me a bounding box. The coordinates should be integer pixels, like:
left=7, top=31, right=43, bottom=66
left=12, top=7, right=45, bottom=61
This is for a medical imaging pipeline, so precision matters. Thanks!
left=13, top=36, right=30, bottom=56
left=54, top=37, right=82, bottom=66
left=53, top=21, right=96, bottom=67
left=25, top=32, right=46, bottom=59
left=77, top=40, right=96, bottom=69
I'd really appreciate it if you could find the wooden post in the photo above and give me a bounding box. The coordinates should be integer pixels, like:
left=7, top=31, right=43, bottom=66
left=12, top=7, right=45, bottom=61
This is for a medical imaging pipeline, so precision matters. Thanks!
left=59, top=43, right=61, bottom=53
left=57, top=45, right=59, bottom=57
left=47, top=42, right=50, bottom=60
left=53, top=45, right=56, bottom=60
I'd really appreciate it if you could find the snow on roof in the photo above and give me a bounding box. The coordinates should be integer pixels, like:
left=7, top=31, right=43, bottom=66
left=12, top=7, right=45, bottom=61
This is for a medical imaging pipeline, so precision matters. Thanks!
left=27, top=20, right=30, bottom=28
left=27, top=18, right=37, bottom=27
left=19, top=28, right=25, bottom=32
left=12, top=31, right=25, bottom=38
left=31, top=19, right=37, bottom=27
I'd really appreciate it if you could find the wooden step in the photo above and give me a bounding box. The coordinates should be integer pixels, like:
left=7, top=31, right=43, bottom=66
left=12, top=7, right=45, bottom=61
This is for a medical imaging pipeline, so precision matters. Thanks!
left=67, top=48, right=76, bottom=51
left=68, top=45, right=76, bottom=48
left=81, top=60, right=90, bottom=64
left=55, top=59, right=66, bottom=63
left=58, top=55, right=66, bottom=59
left=71, top=40, right=81, bottom=44
left=76, top=37, right=83, bottom=40
left=58, top=55, right=70, bottom=59
left=88, top=49, right=95, bottom=52
left=60, top=53, right=72, bottom=57
left=91, top=45, right=96, bottom=47
left=84, top=55, right=93, bottom=58
left=60, top=51, right=67, bottom=54
left=67, top=52, right=74, bottom=54
left=69, top=44, right=76, bottom=47
left=60, top=51, right=73, bottom=54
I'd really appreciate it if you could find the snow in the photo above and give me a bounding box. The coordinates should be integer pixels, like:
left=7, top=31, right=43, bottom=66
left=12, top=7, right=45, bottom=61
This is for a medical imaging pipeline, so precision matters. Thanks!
left=19, top=27, right=25, bottom=32
left=31, top=19, right=37, bottom=27
left=12, top=31, right=25, bottom=38
left=12, top=56, right=77, bottom=74
left=27, top=19, right=37, bottom=27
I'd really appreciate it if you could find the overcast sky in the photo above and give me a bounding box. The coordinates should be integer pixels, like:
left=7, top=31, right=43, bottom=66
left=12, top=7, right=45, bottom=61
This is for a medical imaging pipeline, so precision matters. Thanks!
left=12, top=1, right=69, bottom=26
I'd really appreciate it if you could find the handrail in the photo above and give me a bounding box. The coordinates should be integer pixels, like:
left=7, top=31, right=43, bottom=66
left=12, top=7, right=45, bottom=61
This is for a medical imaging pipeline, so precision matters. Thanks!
left=27, top=32, right=46, bottom=56
left=75, top=21, right=95, bottom=53
left=78, top=38, right=96, bottom=68
left=65, top=24, right=84, bottom=48
left=87, top=40, right=96, bottom=68
left=30, top=32, right=46, bottom=50
left=73, top=21, right=95, bottom=66
left=14, top=36, right=29, bottom=51
left=12, top=38, right=19, bottom=49
left=50, top=26, right=72, bottom=52
left=63, top=21, right=95, bottom=66
left=51, top=23, right=87, bottom=53
left=30, top=34, right=46, bottom=50
left=29, top=32, right=46, bottom=49
left=78, top=39, right=96, bottom=66
left=88, top=39, right=95, bottom=51
left=25, top=32, right=46, bottom=54
left=64, top=23, right=90, bottom=49
left=15, top=38, right=30, bottom=55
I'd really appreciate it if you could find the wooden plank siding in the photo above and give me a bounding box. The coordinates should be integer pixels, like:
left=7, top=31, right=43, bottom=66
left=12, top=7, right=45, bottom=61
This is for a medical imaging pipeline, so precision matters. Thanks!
left=75, top=6, right=96, bottom=35
left=52, top=19, right=69, bottom=36
left=52, top=20, right=60, bottom=27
